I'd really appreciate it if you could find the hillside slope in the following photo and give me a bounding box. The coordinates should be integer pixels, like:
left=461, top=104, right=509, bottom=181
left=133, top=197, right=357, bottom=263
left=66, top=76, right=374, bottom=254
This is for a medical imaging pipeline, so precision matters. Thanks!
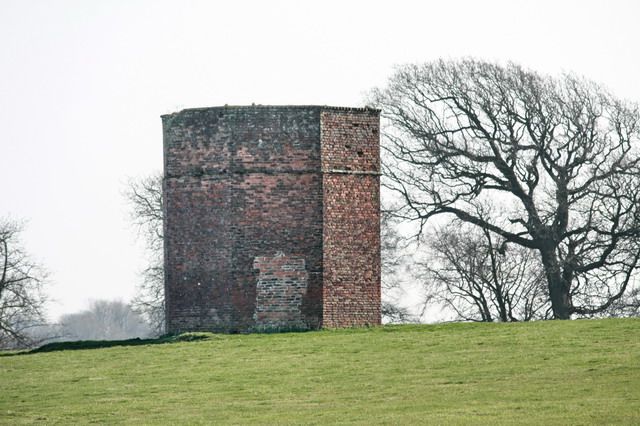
left=1, top=319, right=639, bottom=424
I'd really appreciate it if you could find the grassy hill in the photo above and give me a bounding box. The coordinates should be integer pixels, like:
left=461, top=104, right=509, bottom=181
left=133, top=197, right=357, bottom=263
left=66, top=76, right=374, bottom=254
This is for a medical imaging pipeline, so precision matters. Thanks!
left=1, top=319, right=639, bottom=424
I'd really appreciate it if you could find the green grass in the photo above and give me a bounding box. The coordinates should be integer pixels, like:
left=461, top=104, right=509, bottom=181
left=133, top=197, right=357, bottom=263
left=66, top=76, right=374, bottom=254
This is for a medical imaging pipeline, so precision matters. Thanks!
left=1, top=319, right=639, bottom=425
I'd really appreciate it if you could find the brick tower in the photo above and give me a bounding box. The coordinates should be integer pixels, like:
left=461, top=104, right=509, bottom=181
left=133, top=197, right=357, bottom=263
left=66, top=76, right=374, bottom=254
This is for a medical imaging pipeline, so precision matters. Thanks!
left=162, top=105, right=380, bottom=332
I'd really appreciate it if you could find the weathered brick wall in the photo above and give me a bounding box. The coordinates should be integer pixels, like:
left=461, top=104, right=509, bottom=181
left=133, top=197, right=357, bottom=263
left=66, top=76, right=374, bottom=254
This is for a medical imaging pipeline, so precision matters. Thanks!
left=163, top=105, right=380, bottom=333
left=253, top=252, right=308, bottom=329
left=321, top=109, right=381, bottom=327
left=163, top=106, right=323, bottom=332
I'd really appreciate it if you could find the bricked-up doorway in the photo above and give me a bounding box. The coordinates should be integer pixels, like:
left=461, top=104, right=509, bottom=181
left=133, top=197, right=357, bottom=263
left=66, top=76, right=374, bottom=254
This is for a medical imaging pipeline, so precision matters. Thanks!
left=162, top=105, right=380, bottom=332
left=253, top=252, right=308, bottom=329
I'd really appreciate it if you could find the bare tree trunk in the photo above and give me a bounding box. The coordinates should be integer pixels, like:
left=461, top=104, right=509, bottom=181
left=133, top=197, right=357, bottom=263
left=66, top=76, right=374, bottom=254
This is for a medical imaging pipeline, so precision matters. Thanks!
left=539, top=249, right=571, bottom=319
left=374, top=59, right=640, bottom=322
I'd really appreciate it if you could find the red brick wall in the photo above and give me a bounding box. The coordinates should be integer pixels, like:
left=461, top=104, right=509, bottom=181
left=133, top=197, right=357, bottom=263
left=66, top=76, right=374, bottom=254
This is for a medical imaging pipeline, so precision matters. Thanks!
left=163, top=107, right=323, bottom=333
left=321, top=110, right=381, bottom=327
left=253, top=252, right=308, bottom=329
left=163, top=106, right=380, bottom=333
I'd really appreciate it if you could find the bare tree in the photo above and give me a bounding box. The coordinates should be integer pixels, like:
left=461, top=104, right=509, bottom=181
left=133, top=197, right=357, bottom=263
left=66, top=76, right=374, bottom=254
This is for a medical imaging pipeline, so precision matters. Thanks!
left=0, top=219, right=48, bottom=348
left=606, top=287, right=640, bottom=318
left=127, top=173, right=164, bottom=252
left=420, top=219, right=549, bottom=322
left=131, top=256, right=164, bottom=335
left=372, top=59, right=640, bottom=319
left=125, top=173, right=165, bottom=334
left=380, top=208, right=413, bottom=323
left=59, top=300, right=151, bottom=341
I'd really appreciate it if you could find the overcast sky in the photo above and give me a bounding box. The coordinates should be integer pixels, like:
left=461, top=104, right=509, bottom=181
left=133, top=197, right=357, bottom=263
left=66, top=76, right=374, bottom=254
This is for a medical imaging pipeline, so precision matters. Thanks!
left=2, top=0, right=639, bottom=321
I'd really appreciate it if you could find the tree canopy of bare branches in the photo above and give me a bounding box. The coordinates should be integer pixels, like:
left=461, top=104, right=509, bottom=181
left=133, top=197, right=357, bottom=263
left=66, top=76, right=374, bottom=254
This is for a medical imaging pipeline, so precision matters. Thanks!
left=380, top=209, right=413, bottom=323
left=421, top=220, right=549, bottom=322
left=127, top=173, right=164, bottom=252
left=125, top=174, right=165, bottom=334
left=373, top=59, right=640, bottom=319
left=0, top=219, right=48, bottom=348
left=59, top=300, right=151, bottom=341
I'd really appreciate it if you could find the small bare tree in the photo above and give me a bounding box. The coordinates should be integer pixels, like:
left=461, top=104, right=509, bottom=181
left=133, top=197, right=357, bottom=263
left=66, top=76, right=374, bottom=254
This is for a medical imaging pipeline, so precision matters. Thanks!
left=0, top=219, right=48, bottom=348
left=59, top=300, right=151, bottom=341
left=420, top=219, right=549, bottom=322
left=125, top=173, right=165, bottom=335
left=373, top=59, right=640, bottom=319
left=606, top=287, right=640, bottom=317
left=380, top=208, right=413, bottom=323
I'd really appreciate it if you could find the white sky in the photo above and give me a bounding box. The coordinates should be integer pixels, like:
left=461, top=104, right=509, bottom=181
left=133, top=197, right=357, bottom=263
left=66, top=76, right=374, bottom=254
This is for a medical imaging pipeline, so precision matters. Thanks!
left=1, top=0, right=639, bottom=321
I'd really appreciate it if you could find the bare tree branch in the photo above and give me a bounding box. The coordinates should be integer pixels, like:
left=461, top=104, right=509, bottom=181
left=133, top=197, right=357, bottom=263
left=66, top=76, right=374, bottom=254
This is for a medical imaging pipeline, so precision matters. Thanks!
left=0, top=219, right=49, bottom=348
left=372, top=59, right=640, bottom=319
left=419, top=219, right=549, bottom=322
left=124, top=173, right=165, bottom=334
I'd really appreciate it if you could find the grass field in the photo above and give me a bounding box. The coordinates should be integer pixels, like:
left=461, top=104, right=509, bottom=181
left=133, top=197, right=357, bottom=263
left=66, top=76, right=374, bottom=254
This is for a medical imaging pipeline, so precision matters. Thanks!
left=1, top=319, right=639, bottom=424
